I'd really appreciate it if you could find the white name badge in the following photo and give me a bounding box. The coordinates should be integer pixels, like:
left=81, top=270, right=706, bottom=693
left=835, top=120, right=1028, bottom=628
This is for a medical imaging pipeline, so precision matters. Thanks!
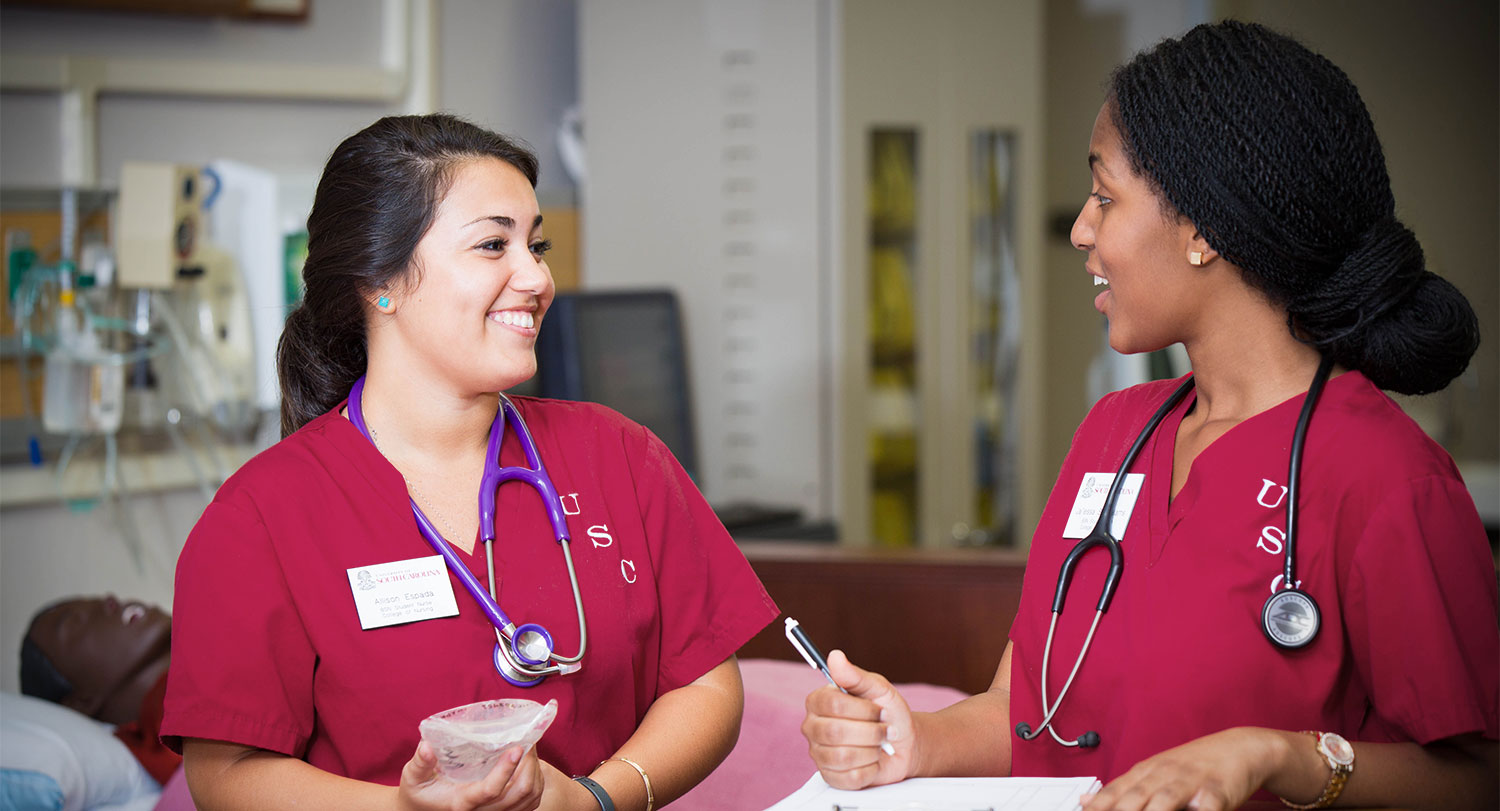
left=347, top=555, right=461, bottom=630
left=1062, top=472, right=1145, bottom=540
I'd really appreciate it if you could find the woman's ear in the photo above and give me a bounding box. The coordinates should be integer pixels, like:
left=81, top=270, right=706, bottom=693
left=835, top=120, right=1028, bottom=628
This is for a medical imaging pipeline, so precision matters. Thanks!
left=1186, top=231, right=1219, bottom=267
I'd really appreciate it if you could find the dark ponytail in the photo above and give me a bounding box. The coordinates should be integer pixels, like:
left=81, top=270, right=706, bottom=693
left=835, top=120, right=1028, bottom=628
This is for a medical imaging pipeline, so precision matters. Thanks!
left=1108, top=20, right=1478, bottom=395
left=277, top=114, right=539, bottom=436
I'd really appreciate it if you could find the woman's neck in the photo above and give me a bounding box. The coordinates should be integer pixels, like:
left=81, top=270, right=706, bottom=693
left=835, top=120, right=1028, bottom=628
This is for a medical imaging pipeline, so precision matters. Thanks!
left=355, top=366, right=498, bottom=464
left=1181, top=295, right=1326, bottom=425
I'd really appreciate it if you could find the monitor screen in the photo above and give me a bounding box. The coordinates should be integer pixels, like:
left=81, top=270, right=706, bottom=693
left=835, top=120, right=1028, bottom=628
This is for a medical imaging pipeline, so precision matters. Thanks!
left=534, top=290, right=698, bottom=480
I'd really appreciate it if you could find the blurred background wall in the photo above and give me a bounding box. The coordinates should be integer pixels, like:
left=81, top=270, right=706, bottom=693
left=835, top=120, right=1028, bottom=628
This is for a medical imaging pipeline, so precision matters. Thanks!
left=0, top=0, right=1493, bottom=691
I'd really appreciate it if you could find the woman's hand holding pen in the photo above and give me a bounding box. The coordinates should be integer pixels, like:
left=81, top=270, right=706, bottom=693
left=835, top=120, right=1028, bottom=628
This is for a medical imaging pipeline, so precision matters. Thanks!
left=398, top=740, right=545, bottom=811
left=802, top=649, right=918, bottom=790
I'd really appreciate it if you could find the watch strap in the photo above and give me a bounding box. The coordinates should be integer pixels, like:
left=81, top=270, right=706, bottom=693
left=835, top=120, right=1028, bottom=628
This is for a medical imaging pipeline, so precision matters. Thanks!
left=574, top=775, right=616, bottom=811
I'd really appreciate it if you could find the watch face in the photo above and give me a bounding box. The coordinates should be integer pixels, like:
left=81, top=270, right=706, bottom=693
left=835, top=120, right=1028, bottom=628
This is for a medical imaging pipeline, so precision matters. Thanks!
left=1319, top=732, right=1355, bottom=766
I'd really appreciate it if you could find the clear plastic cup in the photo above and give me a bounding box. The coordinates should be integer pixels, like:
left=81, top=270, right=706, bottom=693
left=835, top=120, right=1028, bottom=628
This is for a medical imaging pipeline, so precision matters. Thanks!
left=418, top=698, right=559, bottom=782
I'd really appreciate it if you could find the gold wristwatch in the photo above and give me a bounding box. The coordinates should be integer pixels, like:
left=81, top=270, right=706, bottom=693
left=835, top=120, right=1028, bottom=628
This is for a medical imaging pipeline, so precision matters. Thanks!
left=1281, top=731, right=1354, bottom=810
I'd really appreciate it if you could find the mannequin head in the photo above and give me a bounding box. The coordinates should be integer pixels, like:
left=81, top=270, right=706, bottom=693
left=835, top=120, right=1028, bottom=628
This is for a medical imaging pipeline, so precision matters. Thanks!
left=20, top=595, right=171, bottom=725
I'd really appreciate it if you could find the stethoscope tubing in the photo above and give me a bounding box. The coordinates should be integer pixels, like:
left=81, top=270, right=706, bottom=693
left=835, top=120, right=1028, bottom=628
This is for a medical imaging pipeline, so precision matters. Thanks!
left=1019, top=358, right=1335, bottom=747
left=1282, top=354, right=1336, bottom=590
left=481, top=395, right=571, bottom=546
left=1018, top=374, right=1196, bottom=747
left=1054, top=374, right=1196, bottom=615
left=1033, top=611, right=1104, bottom=746
left=346, top=376, right=588, bottom=682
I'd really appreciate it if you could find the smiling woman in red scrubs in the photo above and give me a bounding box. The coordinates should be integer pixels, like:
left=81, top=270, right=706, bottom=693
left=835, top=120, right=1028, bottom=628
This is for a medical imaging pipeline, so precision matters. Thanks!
left=161, top=114, right=778, bottom=811
left=801, top=21, right=1497, bottom=811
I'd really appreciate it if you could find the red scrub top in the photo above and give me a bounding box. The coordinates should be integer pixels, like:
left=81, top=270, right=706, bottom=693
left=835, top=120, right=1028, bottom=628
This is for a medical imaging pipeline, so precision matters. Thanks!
left=1009, top=372, right=1499, bottom=782
left=162, top=397, right=779, bottom=783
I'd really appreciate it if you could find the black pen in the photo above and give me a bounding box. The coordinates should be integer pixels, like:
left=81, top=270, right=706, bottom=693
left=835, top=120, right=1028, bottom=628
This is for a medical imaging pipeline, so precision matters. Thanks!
left=785, top=616, right=896, bottom=755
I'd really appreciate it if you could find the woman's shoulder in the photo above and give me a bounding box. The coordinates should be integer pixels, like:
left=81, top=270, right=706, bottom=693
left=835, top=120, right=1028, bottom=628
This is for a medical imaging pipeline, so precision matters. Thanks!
left=506, top=396, right=687, bottom=485
left=1315, top=371, right=1461, bottom=483
left=211, top=406, right=362, bottom=508
left=1083, top=375, right=1191, bottom=424
left=507, top=395, right=647, bottom=442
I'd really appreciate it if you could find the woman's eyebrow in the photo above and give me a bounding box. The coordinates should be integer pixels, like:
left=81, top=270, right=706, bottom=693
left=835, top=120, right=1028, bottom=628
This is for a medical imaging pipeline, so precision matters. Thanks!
left=465, top=215, right=516, bottom=229
left=463, top=214, right=545, bottom=231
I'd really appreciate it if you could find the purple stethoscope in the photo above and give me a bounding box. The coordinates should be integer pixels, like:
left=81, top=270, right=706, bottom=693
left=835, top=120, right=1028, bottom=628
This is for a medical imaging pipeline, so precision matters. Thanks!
left=348, top=376, right=588, bottom=687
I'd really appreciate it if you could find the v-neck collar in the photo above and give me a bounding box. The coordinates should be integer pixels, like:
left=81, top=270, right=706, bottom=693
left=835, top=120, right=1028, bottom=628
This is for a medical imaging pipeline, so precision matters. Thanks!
left=1145, top=387, right=1195, bottom=566
left=1143, top=371, right=1358, bottom=566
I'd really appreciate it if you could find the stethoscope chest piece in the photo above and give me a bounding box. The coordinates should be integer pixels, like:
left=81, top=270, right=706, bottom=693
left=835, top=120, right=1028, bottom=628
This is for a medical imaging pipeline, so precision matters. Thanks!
left=1261, top=588, right=1320, bottom=649
left=494, top=640, right=548, bottom=686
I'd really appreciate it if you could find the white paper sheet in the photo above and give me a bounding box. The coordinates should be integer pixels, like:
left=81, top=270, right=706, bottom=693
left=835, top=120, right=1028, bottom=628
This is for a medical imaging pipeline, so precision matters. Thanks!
left=763, top=773, right=1103, bottom=811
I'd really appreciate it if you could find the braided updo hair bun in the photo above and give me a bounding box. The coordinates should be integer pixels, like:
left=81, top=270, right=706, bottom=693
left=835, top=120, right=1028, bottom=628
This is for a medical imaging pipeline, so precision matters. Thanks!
left=1109, top=20, right=1478, bottom=395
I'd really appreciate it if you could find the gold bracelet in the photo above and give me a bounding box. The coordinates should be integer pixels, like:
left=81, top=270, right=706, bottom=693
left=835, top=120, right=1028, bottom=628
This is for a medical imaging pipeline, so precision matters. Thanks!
left=598, top=757, right=653, bottom=811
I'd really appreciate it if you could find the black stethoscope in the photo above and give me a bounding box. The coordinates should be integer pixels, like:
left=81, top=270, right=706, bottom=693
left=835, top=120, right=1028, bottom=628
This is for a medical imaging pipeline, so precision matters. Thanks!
left=1015, top=355, right=1336, bottom=748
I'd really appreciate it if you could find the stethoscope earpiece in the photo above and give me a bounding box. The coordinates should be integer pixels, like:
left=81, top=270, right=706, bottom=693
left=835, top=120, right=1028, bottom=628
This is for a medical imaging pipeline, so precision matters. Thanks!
left=1014, top=722, right=1100, bottom=748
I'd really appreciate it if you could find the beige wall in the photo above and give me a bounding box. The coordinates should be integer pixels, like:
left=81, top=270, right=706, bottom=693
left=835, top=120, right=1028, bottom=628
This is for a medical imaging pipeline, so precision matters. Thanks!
left=1040, top=1, right=1132, bottom=496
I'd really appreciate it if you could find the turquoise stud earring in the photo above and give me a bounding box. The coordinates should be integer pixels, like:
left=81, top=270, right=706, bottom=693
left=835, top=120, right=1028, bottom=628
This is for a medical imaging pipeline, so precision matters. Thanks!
left=377, top=296, right=391, bottom=309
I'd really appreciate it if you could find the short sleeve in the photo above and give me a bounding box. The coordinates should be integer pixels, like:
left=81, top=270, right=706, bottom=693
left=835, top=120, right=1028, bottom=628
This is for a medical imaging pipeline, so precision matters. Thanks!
left=160, top=499, right=317, bottom=756
left=623, top=425, right=779, bottom=694
left=1345, top=475, right=1500, bottom=743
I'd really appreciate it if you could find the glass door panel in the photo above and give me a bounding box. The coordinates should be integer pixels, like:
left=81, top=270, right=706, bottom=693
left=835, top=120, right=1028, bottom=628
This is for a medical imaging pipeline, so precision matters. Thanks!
left=967, top=130, right=1018, bottom=545
left=867, top=129, right=919, bottom=547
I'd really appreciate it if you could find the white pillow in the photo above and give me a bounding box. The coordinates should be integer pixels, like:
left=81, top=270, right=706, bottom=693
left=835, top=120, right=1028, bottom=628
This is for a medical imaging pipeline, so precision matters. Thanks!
left=0, top=693, right=160, bottom=811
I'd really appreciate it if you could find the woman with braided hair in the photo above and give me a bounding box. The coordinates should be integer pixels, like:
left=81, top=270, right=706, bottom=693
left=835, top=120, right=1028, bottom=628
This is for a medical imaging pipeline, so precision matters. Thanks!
left=801, top=20, right=1496, bottom=810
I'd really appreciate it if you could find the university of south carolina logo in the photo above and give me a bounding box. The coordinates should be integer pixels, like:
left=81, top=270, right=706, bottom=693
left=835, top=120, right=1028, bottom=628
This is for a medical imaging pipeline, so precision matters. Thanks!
left=356, top=570, right=376, bottom=590
left=1262, top=589, right=1319, bottom=647
left=562, top=492, right=638, bottom=585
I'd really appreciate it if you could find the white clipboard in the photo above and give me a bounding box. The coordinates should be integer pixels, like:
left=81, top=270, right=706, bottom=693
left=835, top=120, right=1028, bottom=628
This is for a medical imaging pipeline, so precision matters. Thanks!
left=763, top=772, right=1103, bottom=811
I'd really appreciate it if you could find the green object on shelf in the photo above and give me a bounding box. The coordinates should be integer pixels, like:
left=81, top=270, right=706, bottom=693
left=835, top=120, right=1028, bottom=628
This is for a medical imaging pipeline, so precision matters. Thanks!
left=284, top=230, right=308, bottom=314
left=7, top=232, right=38, bottom=305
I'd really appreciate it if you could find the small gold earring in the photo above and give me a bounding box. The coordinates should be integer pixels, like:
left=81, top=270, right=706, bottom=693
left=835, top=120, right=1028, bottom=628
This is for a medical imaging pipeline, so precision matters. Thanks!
left=1188, top=251, right=1205, bottom=266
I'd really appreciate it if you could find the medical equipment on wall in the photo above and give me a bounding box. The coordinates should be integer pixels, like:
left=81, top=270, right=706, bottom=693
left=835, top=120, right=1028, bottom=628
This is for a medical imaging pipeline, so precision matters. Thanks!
left=41, top=277, right=123, bottom=436
left=204, top=160, right=288, bottom=416
left=13, top=247, right=168, bottom=574
left=117, top=162, right=258, bottom=436
left=1014, top=356, right=1336, bottom=749
left=346, top=376, right=588, bottom=687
